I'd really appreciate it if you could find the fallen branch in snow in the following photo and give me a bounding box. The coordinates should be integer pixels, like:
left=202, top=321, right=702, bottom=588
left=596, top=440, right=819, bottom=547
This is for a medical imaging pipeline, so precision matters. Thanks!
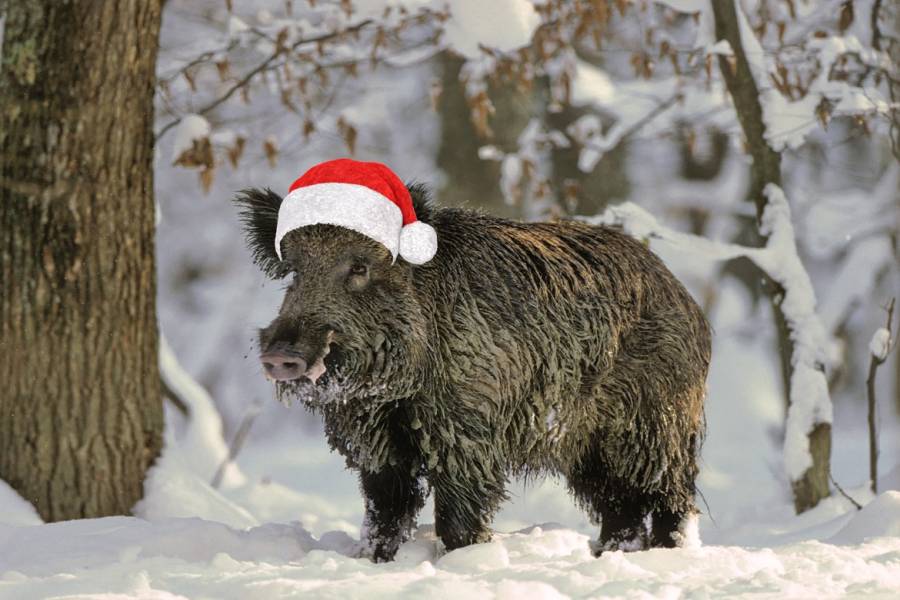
left=160, top=375, right=190, bottom=417
left=829, top=472, right=863, bottom=511
left=211, top=400, right=263, bottom=489
left=590, top=184, right=833, bottom=510
left=160, top=334, right=238, bottom=482
left=866, top=298, right=895, bottom=495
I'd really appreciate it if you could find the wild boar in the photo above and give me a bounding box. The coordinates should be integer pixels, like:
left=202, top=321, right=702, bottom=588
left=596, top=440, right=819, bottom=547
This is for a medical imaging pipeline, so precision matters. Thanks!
left=235, top=159, right=710, bottom=562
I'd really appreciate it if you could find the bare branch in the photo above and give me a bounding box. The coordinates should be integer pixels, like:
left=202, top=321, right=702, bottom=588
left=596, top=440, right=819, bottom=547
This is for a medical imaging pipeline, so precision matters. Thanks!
left=155, top=19, right=374, bottom=143
left=211, top=400, right=263, bottom=489
left=867, top=297, right=896, bottom=494
left=829, top=472, right=863, bottom=510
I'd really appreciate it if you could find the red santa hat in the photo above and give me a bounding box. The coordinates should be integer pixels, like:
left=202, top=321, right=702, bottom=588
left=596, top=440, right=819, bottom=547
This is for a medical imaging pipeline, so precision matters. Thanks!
left=274, top=158, right=437, bottom=265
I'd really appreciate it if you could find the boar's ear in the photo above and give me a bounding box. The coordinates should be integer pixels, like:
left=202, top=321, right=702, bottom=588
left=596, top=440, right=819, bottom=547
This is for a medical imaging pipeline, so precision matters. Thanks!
left=406, top=182, right=434, bottom=224
left=233, top=187, right=286, bottom=278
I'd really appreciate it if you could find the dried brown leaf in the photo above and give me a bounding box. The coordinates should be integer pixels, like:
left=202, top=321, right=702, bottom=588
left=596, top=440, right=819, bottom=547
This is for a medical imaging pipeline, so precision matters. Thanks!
left=785, top=0, right=796, bottom=19
left=281, top=89, right=298, bottom=112
left=174, top=137, right=214, bottom=170
left=336, top=117, right=357, bottom=155
left=838, top=1, right=854, bottom=33
left=263, top=138, right=279, bottom=168
left=227, top=135, right=246, bottom=168
left=815, top=99, right=831, bottom=129
left=660, top=39, right=672, bottom=59
left=215, top=59, right=231, bottom=82
left=429, top=79, right=443, bottom=112
left=725, top=55, right=737, bottom=77
left=303, top=119, right=316, bottom=139
left=200, top=167, right=215, bottom=194
left=183, top=68, right=197, bottom=92
left=275, top=28, right=289, bottom=54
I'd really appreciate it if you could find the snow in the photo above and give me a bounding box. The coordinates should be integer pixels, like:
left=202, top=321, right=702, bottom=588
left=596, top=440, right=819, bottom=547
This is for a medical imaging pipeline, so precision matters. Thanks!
left=761, top=90, right=821, bottom=152
left=170, top=114, right=211, bottom=162
left=3, top=493, right=900, bottom=598
left=707, top=39, right=734, bottom=56
left=869, top=328, right=892, bottom=361
left=733, top=0, right=767, bottom=81
left=654, top=0, right=705, bottom=12
left=158, top=334, right=241, bottom=485
left=0, top=480, right=41, bottom=527
left=830, top=492, right=900, bottom=544
left=440, top=0, right=540, bottom=59
left=759, top=185, right=833, bottom=480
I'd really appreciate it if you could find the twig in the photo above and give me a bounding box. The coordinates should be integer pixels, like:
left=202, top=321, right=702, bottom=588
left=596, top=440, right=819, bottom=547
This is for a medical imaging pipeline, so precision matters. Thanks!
left=158, top=40, right=239, bottom=84
left=211, top=400, right=263, bottom=489
left=582, top=92, right=684, bottom=157
left=871, top=0, right=884, bottom=51
left=160, top=376, right=190, bottom=416
left=866, top=297, right=895, bottom=494
left=155, top=19, right=373, bottom=143
left=829, top=472, right=863, bottom=510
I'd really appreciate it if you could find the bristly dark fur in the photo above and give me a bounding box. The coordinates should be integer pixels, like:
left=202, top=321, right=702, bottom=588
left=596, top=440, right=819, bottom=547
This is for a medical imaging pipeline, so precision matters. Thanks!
left=405, top=181, right=434, bottom=223
left=233, top=188, right=285, bottom=278
left=237, top=182, right=712, bottom=562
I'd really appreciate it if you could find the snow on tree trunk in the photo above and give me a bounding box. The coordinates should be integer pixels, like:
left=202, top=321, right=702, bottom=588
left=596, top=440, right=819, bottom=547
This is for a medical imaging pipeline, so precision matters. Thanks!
left=756, top=185, right=833, bottom=493
left=710, top=0, right=831, bottom=512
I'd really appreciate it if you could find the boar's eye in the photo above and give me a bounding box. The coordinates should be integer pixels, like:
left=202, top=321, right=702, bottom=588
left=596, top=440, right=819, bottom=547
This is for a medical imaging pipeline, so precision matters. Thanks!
left=346, top=262, right=370, bottom=292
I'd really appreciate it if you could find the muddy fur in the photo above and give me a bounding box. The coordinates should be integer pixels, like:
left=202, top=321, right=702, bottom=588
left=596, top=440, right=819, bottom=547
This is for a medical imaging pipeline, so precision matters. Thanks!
left=234, top=184, right=711, bottom=561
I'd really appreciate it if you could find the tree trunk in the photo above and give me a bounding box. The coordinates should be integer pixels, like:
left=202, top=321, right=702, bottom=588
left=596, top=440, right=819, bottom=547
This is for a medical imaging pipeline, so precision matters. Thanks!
left=547, top=103, right=630, bottom=217
left=0, top=0, right=163, bottom=521
left=436, top=52, right=535, bottom=218
left=712, top=0, right=831, bottom=513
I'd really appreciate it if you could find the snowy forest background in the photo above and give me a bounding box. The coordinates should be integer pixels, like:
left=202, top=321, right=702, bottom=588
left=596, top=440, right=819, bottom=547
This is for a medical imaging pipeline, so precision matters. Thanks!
left=1, top=0, right=899, bottom=597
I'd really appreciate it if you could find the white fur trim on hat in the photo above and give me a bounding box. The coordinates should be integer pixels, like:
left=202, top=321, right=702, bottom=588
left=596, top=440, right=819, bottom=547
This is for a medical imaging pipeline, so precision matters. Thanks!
left=399, top=220, right=437, bottom=264
left=275, top=183, right=403, bottom=260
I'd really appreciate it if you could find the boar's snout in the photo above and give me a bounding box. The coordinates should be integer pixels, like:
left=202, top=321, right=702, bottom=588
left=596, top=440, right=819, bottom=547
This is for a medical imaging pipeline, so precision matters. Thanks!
left=260, top=349, right=307, bottom=382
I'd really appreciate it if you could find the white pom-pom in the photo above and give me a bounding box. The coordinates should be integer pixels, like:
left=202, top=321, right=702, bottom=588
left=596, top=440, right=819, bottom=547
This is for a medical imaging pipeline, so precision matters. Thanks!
left=399, top=221, right=437, bottom=264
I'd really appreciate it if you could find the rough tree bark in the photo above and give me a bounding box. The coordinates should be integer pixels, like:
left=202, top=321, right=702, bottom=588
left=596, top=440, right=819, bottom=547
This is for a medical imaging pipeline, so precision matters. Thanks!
left=0, top=0, right=164, bottom=521
left=712, top=0, right=831, bottom=513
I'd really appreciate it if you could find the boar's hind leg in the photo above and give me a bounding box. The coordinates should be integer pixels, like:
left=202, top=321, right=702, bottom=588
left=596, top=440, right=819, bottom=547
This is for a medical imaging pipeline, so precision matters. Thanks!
left=567, top=446, right=653, bottom=555
left=649, top=505, right=685, bottom=548
left=360, top=465, right=427, bottom=562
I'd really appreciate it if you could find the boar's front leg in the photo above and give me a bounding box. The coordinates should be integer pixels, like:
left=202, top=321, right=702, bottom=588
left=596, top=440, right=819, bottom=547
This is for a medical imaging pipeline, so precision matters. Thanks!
left=360, top=464, right=427, bottom=562
left=432, top=456, right=507, bottom=552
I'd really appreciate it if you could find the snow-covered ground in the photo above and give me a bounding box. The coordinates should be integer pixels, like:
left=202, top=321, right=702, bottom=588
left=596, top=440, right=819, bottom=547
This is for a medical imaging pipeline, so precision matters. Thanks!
left=2, top=453, right=900, bottom=599
left=3, top=0, right=897, bottom=597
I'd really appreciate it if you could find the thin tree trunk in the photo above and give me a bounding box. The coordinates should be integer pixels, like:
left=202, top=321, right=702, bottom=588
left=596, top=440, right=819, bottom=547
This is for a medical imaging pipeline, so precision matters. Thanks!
left=0, top=0, right=164, bottom=521
left=712, top=0, right=831, bottom=513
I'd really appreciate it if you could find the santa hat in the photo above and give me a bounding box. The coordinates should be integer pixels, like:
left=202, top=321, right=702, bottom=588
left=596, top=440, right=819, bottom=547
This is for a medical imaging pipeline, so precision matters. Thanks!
left=274, top=158, right=437, bottom=265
